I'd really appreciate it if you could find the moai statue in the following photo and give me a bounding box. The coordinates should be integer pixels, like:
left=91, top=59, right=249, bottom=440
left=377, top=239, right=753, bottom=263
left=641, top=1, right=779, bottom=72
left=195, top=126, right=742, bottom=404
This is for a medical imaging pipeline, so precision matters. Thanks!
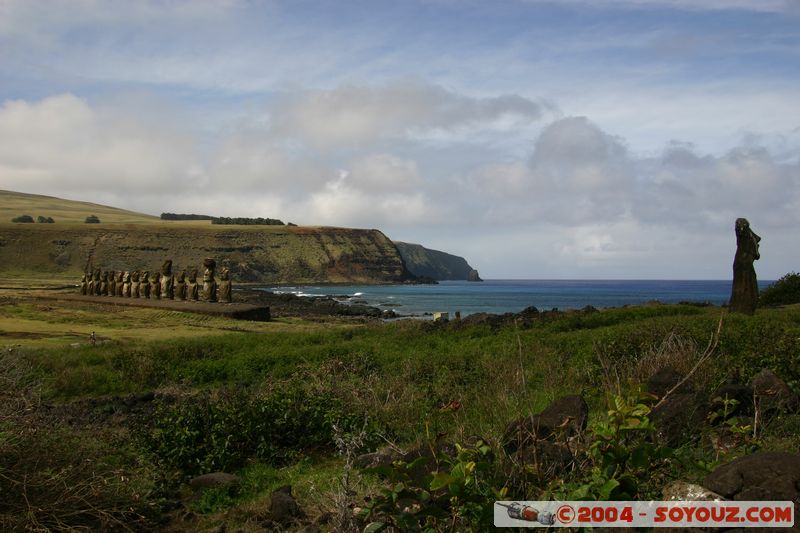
left=93, top=268, right=102, bottom=296
left=100, top=271, right=109, bottom=296
left=150, top=272, right=161, bottom=300
left=115, top=271, right=124, bottom=296
left=140, top=271, right=151, bottom=299
left=86, top=270, right=95, bottom=295
left=187, top=269, right=199, bottom=301
left=131, top=271, right=141, bottom=298
left=202, top=258, right=217, bottom=302
left=160, top=260, right=175, bottom=300
left=730, top=218, right=761, bottom=315
left=218, top=268, right=232, bottom=303
left=108, top=270, right=116, bottom=297
left=122, top=271, right=132, bottom=297
left=80, top=273, right=88, bottom=295
left=175, top=271, right=187, bottom=301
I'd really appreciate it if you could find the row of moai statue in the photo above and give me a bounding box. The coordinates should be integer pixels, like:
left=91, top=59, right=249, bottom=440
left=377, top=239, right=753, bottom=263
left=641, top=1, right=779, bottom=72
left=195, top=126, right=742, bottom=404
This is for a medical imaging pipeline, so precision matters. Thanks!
left=79, top=259, right=232, bottom=303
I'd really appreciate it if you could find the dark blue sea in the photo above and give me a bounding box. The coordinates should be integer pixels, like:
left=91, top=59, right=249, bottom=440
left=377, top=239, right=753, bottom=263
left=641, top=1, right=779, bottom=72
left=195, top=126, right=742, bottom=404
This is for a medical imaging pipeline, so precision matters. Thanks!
left=263, top=280, right=775, bottom=317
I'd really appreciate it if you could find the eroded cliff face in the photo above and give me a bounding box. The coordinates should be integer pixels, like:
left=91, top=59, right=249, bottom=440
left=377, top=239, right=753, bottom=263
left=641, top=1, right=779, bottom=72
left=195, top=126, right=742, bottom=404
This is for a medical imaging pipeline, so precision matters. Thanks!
left=393, top=241, right=478, bottom=281
left=0, top=225, right=411, bottom=284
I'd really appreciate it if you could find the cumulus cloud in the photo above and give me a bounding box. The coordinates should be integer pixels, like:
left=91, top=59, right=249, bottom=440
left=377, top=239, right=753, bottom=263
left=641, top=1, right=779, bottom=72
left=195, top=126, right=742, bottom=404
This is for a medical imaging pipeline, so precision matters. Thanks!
left=1, top=91, right=797, bottom=278
left=269, top=81, right=545, bottom=149
left=0, top=94, right=199, bottom=197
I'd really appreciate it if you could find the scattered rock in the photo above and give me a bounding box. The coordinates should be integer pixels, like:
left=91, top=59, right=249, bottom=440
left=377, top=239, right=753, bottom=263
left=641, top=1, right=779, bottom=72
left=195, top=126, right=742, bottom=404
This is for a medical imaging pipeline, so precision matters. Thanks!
left=703, top=451, right=800, bottom=502
left=467, top=269, right=483, bottom=282
left=270, top=485, right=304, bottom=524
left=514, top=440, right=575, bottom=477
left=751, top=368, right=799, bottom=412
left=711, top=383, right=753, bottom=416
left=503, top=395, right=588, bottom=453
left=650, top=393, right=708, bottom=447
left=662, top=480, right=725, bottom=501
left=188, top=472, right=240, bottom=491
left=401, top=442, right=458, bottom=485
left=647, top=367, right=692, bottom=399
left=354, top=450, right=400, bottom=470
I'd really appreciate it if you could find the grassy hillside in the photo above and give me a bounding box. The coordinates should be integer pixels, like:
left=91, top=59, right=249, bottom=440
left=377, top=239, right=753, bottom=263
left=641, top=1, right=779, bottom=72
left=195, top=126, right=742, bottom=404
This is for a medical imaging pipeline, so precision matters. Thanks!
left=395, top=241, right=476, bottom=280
left=0, top=189, right=161, bottom=225
left=0, top=190, right=410, bottom=285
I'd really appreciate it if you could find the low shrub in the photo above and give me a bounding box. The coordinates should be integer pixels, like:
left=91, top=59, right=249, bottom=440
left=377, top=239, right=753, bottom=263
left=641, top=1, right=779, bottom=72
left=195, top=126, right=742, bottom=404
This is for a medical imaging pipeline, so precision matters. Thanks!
left=760, top=272, right=800, bottom=307
left=11, top=214, right=34, bottom=223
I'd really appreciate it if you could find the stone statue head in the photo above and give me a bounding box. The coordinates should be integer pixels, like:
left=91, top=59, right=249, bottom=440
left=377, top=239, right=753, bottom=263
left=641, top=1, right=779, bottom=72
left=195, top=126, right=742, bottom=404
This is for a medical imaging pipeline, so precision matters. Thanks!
left=203, top=258, right=216, bottom=271
left=735, top=217, right=761, bottom=259
left=141, top=270, right=149, bottom=282
left=220, top=268, right=230, bottom=281
left=152, top=272, right=161, bottom=283
left=123, top=271, right=130, bottom=282
left=162, top=259, right=172, bottom=276
left=117, top=271, right=124, bottom=282
left=177, top=270, right=186, bottom=283
left=93, top=268, right=101, bottom=281
left=81, top=273, right=87, bottom=282
left=108, top=270, right=115, bottom=279
left=102, top=271, right=108, bottom=281
left=131, top=270, right=140, bottom=282
left=189, top=269, right=198, bottom=283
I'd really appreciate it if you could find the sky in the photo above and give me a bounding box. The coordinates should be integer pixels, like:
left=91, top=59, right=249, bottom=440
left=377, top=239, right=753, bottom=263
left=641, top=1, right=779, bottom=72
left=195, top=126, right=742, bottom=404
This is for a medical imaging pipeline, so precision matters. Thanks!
left=0, top=0, right=798, bottom=279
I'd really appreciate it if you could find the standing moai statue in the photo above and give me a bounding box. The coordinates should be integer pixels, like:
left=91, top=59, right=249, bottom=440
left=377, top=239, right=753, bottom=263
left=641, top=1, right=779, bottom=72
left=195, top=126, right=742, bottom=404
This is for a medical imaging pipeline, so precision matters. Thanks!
left=140, top=271, right=150, bottom=299
left=116, top=271, right=124, bottom=296
left=100, top=271, right=109, bottom=296
left=218, top=268, right=232, bottom=303
left=160, top=260, right=175, bottom=300
left=150, top=272, right=161, bottom=300
left=80, top=273, right=88, bottom=295
left=175, top=271, right=187, bottom=301
left=202, top=258, right=217, bottom=302
left=730, top=218, right=761, bottom=315
left=187, top=269, right=199, bottom=301
left=108, top=270, right=116, bottom=296
left=93, top=268, right=102, bottom=296
left=131, top=271, right=141, bottom=298
left=122, top=271, right=131, bottom=297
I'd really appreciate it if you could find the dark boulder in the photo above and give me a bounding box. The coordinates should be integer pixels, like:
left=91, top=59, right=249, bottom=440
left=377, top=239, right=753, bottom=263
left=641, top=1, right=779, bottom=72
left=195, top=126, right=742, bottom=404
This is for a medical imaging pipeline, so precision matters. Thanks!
left=188, top=472, right=240, bottom=491
left=711, top=383, right=754, bottom=417
left=650, top=393, right=708, bottom=447
left=503, top=395, right=588, bottom=453
left=270, top=485, right=304, bottom=524
left=647, top=367, right=693, bottom=399
left=751, top=368, right=799, bottom=412
left=703, top=451, right=800, bottom=502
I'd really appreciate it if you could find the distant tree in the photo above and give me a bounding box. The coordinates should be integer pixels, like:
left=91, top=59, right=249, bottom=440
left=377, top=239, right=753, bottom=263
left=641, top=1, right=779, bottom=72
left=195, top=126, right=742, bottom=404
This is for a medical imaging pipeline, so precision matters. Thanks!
left=760, top=272, right=800, bottom=307
left=37, top=216, right=55, bottom=223
left=160, top=213, right=215, bottom=221
left=211, top=216, right=285, bottom=226
left=11, top=215, right=34, bottom=223
left=46, top=217, right=55, bottom=223
left=85, top=215, right=101, bottom=224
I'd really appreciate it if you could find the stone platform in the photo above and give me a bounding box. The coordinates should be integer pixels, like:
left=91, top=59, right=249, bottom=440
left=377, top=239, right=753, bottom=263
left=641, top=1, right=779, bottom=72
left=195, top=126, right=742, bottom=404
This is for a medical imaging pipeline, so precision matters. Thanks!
left=46, top=294, right=271, bottom=321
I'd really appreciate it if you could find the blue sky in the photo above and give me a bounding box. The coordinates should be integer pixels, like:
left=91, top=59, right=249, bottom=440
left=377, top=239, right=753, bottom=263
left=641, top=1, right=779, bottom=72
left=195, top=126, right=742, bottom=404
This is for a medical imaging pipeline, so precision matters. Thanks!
left=0, top=0, right=798, bottom=278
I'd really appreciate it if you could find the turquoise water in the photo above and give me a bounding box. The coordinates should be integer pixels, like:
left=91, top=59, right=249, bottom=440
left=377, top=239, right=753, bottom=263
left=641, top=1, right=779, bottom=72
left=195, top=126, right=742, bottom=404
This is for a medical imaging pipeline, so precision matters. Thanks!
left=261, top=279, right=775, bottom=317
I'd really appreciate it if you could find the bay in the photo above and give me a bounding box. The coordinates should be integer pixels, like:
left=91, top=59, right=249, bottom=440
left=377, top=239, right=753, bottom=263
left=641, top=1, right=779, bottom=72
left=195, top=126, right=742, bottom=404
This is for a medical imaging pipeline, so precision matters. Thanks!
left=260, top=279, right=775, bottom=317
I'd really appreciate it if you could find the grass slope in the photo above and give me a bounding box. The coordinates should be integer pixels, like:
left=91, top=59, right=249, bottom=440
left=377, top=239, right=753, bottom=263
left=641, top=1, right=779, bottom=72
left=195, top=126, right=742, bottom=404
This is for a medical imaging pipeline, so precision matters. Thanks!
left=0, top=190, right=409, bottom=285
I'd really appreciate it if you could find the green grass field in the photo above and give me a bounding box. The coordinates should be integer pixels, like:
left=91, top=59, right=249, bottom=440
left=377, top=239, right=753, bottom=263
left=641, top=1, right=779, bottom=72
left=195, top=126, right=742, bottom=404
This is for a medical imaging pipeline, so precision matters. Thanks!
left=2, top=293, right=799, bottom=531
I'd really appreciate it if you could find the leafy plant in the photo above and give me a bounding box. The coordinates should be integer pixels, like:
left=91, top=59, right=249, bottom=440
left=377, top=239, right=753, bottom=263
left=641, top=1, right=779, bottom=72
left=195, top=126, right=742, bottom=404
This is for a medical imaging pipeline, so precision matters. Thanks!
left=760, top=272, right=800, bottom=307
left=360, top=438, right=506, bottom=532
left=556, top=389, right=670, bottom=501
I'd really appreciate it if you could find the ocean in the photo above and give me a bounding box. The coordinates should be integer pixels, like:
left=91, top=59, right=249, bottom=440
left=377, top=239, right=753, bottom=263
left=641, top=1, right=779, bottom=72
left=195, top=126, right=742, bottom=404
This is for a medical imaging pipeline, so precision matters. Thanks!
left=262, top=279, right=776, bottom=317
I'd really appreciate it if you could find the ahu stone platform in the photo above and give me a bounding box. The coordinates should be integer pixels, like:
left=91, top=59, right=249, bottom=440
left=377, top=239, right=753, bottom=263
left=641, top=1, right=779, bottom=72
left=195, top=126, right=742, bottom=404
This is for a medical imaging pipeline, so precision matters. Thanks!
left=48, top=294, right=270, bottom=321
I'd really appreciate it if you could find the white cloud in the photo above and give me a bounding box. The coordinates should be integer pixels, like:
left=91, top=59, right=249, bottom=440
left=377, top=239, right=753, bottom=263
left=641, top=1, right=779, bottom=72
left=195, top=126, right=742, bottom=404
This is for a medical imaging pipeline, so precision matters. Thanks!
left=0, top=94, right=198, bottom=195
left=269, top=81, right=544, bottom=149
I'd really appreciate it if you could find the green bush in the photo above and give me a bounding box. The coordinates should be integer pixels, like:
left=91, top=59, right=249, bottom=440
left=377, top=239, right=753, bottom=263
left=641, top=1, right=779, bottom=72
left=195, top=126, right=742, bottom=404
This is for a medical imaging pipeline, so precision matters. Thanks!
left=11, top=214, right=34, bottom=223
left=85, top=214, right=101, bottom=223
left=36, top=215, right=55, bottom=223
left=142, top=384, right=379, bottom=475
left=760, top=272, right=800, bottom=307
